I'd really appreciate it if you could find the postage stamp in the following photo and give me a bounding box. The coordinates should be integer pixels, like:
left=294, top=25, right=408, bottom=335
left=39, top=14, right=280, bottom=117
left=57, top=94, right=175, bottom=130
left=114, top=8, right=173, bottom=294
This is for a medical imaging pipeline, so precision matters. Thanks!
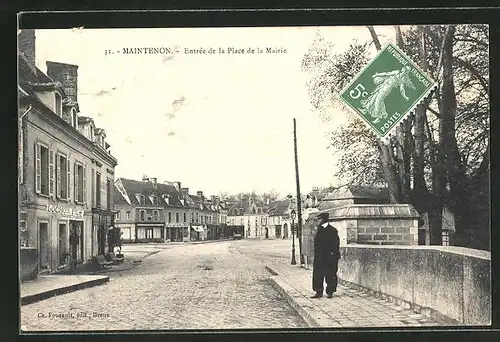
left=339, top=42, right=436, bottom=143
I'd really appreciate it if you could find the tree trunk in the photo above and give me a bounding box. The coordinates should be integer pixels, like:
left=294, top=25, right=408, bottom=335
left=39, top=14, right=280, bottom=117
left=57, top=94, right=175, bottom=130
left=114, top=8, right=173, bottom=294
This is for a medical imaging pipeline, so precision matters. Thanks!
left=412, top=26, right=433, bottom=244
left=367, top=25, right=403, bottom=203
left=433, top=25, right=457, bottom=245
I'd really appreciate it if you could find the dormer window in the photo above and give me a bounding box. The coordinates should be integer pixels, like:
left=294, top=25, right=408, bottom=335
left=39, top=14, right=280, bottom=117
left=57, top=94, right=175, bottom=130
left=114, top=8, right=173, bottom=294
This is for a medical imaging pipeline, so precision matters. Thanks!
left=55, top=93, right=63, bottom=117
left=135, top=194, right=145, bottom=205
left=150, top=195, right=158, bottom=205
left=163, top=194, right=170, bottom=205
left=71, top=108, right=78, bottom=128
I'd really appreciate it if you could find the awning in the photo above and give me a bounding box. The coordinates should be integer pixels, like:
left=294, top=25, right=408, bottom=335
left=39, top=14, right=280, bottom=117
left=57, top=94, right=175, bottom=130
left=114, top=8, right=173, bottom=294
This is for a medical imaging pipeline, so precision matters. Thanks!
left=191, top=225, right=205, bottom=232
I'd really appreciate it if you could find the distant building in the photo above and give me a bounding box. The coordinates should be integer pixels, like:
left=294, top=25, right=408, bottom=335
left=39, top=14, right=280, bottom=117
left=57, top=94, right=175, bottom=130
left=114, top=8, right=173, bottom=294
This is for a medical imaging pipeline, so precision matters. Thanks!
left=114, top=177, right=229, bottom=242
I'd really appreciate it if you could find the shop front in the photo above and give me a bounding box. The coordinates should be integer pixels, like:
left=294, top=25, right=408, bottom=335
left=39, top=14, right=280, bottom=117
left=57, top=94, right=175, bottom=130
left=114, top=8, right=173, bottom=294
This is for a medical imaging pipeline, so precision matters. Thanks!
left=136, top=223, right=164, bottom=242
left=191, top=225, right=206, bottom=241
left=44, top=204, right=87, bottom=272
left=92, top=207, right=116, bottom=256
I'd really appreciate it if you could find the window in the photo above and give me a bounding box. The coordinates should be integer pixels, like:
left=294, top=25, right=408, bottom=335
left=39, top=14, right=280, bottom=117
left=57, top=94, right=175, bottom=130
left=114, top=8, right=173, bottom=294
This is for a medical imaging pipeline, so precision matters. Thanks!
left=71, top=109, right=78, bottom=128
left=74, top=163, right=86, bottom=203
left=56, top=153, right=70, bottom=200
left=126, top=211, right=131, bottom=220
left=183, top=213, right=187, bottom=223
left=191, top=213, right=194, bottom=222
left=196, top=213, right=199, bottom=223
left=168, top=212, right=172, bottom=223
left=55, top=93, right=62, bottom=117
left=91, top=169, right=95, bottom=206
left=175, top=213, right=179, bottom=223
left=35, top=142, right=52, bottom=196
left=139, top=210, right=146, bottom=221
left=106, top=178, right=111, bottom=209
left=137, top=194, right=145, bottom=205
left=442, top=231, right=450, bottom=246
left=96, top=172, right=101, bottom=207
left=150, top=196, right=158, bottom=205
left=89, top=125, right=94, bottom=142
left=115, top=212, right=120, bottom=221
left=153, top=210, right=159, bottom=221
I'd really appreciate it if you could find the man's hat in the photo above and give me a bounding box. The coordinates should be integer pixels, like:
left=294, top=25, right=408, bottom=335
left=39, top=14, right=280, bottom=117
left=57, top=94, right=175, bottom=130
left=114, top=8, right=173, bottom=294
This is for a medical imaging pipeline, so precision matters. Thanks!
left=316, top=212, right=330, bottom=221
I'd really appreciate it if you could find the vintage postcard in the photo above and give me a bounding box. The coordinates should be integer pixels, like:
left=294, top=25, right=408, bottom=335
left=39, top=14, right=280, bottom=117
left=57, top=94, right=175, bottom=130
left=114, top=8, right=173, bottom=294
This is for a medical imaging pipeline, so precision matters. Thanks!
left=18, top=24, right=490, bottom=331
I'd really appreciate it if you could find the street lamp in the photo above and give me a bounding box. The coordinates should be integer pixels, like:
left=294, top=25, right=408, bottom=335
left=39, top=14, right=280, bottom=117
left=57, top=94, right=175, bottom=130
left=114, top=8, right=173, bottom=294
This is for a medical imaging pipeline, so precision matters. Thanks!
left=290, top=209, right=297, bottom=265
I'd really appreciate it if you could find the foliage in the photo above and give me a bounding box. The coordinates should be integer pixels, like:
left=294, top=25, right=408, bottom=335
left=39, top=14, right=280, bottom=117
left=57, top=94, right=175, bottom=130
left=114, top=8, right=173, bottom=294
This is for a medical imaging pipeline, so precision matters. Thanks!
left=301, top=25, right=490, bottom=249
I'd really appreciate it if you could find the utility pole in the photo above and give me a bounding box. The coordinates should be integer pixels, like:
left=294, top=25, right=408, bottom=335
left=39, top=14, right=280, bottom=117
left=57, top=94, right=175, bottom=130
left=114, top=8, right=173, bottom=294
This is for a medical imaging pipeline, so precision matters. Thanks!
left=293, top=118, right=305, bottom=266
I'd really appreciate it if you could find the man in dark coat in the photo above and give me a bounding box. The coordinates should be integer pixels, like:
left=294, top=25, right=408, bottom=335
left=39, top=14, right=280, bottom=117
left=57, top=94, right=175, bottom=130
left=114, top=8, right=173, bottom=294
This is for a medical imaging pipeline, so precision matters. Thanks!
left=311, top=212, right=341, bottom=299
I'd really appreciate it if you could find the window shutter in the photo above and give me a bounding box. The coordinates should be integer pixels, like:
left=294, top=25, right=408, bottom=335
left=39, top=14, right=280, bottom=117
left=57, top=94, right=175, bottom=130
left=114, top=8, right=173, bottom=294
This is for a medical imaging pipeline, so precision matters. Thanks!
left=35, top=143, right=41, bottom=194
left=74, top=164, right=79, bottom=202
left=49, top=150, right=54, bottom=197
left=67, top=158, right=71, bottom=201
left=56, top=155, right=61, bottom=198
left=83, top=165, right=87, bottom=204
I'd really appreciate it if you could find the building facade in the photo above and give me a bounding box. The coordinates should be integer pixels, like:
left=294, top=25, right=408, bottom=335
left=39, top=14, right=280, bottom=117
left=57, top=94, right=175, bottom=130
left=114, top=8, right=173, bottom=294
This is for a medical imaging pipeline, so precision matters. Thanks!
left=18, top=29, right=117, bottom=275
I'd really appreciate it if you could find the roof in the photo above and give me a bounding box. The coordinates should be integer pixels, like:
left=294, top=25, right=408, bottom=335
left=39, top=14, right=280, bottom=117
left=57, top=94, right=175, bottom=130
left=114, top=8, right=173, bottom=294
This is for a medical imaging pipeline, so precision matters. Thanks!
left=113, top=185, right=130, bottom=206
left=323, top=186, right=390, bottom=202
left=18, top=52, right=54, bottom=85
left=267, top=199, right=291, bottom=216
left=118, top=178, right=185, bottom=208
left=78, top=116, right=95, bottom=125
left=306, top=204, right=421, bottom=221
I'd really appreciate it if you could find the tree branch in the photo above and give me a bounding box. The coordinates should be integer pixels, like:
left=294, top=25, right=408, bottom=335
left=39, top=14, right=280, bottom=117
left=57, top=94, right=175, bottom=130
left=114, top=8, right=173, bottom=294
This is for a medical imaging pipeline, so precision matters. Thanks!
left=367, top=26, right=382, bottom=51
left=453, top=57, right=490, bottom=94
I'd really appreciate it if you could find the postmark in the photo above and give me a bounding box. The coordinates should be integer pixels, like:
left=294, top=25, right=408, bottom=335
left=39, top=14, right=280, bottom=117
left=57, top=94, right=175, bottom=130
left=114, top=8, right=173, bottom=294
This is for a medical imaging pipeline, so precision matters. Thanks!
left=339, top=42, right=436, bottom=143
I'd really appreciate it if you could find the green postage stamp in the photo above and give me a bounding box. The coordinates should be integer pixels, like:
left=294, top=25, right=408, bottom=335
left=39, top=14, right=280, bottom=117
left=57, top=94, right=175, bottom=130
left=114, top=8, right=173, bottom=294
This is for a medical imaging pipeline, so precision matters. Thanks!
left=339, top=42, right=436, bottom=143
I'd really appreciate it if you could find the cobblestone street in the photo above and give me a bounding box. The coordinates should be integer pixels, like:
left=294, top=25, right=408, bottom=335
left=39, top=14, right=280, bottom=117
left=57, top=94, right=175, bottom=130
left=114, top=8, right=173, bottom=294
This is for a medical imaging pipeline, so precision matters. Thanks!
left=20, top=240, right=308, bottom=331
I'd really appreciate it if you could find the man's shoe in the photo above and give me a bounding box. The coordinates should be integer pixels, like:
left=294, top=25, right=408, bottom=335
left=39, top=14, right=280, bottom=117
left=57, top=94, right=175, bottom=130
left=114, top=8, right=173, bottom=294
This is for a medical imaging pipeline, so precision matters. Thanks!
left=310, top=293, right=323, bottom=299
left=326, top=293, right=333, bottom=298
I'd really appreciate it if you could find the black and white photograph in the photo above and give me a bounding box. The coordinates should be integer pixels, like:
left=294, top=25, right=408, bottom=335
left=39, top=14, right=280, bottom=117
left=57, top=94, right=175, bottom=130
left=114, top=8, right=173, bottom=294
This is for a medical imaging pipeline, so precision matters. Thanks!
left=17, top=22, right=491, bottom=331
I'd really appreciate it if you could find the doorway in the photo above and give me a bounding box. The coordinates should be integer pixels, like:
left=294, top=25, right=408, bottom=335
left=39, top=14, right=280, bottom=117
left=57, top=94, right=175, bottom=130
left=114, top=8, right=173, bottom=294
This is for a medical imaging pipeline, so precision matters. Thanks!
left=38, top=221, right=49, bottom=270
left=283, top=223, right=289, bottom=239
left=58, top=223, right=67, bottom=265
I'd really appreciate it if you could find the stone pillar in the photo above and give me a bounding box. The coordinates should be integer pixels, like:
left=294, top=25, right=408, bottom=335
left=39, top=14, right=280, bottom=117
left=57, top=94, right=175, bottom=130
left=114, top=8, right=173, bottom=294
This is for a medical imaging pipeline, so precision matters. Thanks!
left=18, top=29, right=36, bottom=66
left=46, top=61, right=79, bottom=102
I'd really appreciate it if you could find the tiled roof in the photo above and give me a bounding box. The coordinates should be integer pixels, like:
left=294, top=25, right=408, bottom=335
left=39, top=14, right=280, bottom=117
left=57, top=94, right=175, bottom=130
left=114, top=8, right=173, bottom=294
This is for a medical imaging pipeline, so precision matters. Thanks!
left=267, top=199, right=291, bottom=216
left=18, top=52, right=54, bottom=85
left=118, top=178, right=185, bottom=208
left=113, top=185, right=130, bottom=206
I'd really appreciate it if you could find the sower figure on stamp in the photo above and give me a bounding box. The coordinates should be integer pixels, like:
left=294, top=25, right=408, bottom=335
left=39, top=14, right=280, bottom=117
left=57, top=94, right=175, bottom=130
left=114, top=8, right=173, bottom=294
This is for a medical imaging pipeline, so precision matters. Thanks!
left=311, top=212, right=341, bottom=299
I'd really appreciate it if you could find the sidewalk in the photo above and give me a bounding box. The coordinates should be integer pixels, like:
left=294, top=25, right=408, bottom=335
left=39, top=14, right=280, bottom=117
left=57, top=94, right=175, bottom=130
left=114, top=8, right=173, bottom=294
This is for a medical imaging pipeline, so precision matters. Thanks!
left=266, top=259, right=446, bottom=328
left=21, top=275, right=109, bottom=306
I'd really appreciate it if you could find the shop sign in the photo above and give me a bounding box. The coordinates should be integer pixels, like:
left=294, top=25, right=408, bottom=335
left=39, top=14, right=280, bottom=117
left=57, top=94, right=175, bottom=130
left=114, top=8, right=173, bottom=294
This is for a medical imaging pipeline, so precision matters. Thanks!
left=46, top=204, right=84, bottom=220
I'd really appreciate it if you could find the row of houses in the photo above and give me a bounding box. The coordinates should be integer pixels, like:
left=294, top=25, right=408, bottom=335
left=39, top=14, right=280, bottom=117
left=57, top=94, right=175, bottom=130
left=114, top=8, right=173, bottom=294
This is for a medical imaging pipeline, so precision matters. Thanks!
left=18, top=29, right=118, bottom=275
left=113, top=176, right=229, bottom=242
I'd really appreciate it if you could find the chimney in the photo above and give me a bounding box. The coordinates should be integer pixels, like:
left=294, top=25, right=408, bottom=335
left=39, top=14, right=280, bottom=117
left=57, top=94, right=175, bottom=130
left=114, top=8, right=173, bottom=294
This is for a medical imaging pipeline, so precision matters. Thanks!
left=18, top=29, right=36, bottom=66
left=142, top=174, right=149, bottom=182
left=181, top=187, right=189, bottom=195
left=175, top=181, right=181, bottom=190
left=46, top=61, right=79, bottom=102
left=197, top=191, right=204, bottom=200
left=150, top=178, right=157, bottom=187
left=214, top=196, right=221, bottom=206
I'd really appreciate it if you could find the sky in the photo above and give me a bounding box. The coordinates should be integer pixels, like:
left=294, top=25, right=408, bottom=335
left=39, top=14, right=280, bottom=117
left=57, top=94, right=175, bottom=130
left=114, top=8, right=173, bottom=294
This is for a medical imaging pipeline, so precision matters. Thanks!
left=35, top=26, right=397, bottom=198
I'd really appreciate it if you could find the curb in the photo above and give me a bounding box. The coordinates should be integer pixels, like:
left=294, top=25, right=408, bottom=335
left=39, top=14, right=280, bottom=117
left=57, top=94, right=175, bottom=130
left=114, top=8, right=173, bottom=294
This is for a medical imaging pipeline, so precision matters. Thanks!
left=266, top=266, right=333, bottom=328
left=21, top=276, right=109, bottom=306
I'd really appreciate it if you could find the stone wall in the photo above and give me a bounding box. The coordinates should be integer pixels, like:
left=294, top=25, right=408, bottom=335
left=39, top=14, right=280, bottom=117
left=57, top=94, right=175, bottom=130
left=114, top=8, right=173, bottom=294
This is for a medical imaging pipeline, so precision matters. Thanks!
left=301, top=204, right=420, bottom=265
left=338, top=245, right=491, bottom=325
left=356, top=218, right=419, bottom=245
